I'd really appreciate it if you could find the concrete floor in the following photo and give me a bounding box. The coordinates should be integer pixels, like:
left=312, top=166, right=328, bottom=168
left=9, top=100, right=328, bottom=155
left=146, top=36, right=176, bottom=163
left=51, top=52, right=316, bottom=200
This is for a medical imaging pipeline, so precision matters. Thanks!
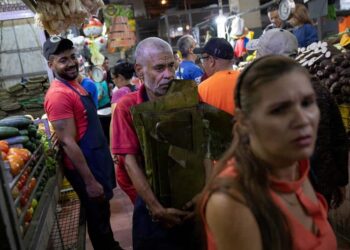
left=86, top=187, right=133, bottom=250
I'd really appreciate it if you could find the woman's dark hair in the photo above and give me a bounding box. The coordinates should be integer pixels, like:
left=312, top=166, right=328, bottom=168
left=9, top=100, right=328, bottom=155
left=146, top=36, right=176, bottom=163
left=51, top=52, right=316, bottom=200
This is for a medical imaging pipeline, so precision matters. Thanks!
left=200, top=55, right=311, bottom=250
left=111, top=61, right=135, bottom=80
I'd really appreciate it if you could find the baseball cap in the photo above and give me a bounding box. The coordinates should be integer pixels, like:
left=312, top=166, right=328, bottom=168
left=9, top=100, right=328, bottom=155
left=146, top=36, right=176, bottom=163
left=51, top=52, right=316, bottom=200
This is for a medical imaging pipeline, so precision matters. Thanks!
left=193, top=38, right=234, bottom=60
left=43, top=36, right=74, bottom=60
left=246, top=29, right=298, bottom=57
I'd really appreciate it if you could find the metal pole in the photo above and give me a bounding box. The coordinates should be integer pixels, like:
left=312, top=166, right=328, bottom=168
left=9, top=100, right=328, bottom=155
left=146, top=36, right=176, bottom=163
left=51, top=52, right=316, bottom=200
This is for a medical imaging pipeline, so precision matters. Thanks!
left=164, top=15, right=171, bottom=44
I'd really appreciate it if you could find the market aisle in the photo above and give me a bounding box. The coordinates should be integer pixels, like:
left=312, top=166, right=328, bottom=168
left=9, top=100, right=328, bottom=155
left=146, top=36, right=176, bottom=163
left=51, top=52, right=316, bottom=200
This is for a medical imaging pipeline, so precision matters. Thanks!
left=86, top=187, right=133, bottom=250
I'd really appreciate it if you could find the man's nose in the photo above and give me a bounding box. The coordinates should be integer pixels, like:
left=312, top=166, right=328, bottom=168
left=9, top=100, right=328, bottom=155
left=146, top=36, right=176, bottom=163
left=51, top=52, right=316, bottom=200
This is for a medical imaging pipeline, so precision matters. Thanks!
left=164, top=67, right=175, bottom=78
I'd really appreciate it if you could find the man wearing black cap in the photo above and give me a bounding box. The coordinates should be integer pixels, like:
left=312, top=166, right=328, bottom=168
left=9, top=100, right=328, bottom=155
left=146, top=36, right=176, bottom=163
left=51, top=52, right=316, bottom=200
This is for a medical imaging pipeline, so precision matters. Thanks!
left=43, top=36, right=122, bottom=250
left=194, top=37, right=239, bottom=115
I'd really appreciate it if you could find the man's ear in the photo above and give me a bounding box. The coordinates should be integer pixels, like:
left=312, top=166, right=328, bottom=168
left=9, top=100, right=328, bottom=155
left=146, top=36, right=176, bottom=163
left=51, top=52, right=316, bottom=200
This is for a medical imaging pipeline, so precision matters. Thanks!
left=47, top=61, right=53, bottom=69
left=134, top=63, right=143, bottom=80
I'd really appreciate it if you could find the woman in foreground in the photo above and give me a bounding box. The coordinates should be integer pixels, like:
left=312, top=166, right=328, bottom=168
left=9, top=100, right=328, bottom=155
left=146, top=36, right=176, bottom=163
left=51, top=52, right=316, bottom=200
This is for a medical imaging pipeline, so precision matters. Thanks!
left=200, top=55, right=337, bottom=250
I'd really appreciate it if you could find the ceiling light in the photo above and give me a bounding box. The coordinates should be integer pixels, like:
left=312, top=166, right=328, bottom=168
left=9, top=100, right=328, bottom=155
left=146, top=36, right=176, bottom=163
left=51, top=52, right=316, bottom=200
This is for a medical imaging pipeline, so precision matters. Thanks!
left=177, top=26, right=183, bottom=32
left=185, top=25, right=190, bottom=30
left=161, top=0, right=167, bottom=5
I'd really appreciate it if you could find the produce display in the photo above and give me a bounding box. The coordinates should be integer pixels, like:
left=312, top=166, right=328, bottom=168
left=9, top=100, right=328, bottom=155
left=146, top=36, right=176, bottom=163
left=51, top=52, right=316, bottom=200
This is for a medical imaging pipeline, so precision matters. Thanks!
left=34, top=0, right=105, bottom=35
left=0, top=115, right=59, bottom=236
left=295, top=41, right=350, bottom=105
left=0, top=75, right=48, bottom=120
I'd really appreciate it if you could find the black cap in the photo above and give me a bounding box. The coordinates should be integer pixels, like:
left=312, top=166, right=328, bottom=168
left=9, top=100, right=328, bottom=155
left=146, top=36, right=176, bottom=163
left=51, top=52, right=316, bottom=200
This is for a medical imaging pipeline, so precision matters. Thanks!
left=43, top=36, right=73, bottom=60
left=193, top=38, right=234, bottom=60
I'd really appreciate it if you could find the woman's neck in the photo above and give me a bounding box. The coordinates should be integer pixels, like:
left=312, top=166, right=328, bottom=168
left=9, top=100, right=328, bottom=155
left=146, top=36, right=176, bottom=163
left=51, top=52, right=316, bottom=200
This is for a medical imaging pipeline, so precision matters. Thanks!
left=118, top=78, right=130, bottom=88
left=268, top=162, right=299, bottom=182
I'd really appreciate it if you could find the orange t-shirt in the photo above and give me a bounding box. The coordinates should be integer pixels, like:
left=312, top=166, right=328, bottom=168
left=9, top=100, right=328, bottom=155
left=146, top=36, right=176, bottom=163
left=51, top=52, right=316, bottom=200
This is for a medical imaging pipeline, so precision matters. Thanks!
left=201, top=159, right=337, bottom=250
left=198, top=70, right=239, bottom=115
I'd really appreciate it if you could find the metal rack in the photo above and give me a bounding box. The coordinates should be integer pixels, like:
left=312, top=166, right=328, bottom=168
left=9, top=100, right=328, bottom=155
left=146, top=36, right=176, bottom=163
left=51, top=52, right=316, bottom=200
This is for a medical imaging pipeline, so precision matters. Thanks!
left=0, top=126, right=85, bottom=249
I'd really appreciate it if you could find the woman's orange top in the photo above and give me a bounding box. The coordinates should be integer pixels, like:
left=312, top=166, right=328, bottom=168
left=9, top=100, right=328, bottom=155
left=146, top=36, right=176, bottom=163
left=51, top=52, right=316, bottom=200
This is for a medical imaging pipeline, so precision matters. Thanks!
left=201, top=159, right=337, bottom=250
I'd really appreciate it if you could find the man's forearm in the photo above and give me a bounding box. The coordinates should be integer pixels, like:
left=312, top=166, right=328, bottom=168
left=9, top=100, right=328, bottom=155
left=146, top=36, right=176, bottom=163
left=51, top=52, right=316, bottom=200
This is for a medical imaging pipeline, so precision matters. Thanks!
left=125, top=154, right=162, bottom=212
left=62, top=139, right=96, bottom=185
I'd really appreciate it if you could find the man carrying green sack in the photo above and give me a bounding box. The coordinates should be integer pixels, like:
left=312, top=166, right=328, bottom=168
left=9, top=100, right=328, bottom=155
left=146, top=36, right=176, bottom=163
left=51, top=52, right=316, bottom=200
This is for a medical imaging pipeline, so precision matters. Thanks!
left=113, top=37, right=232, bottom=250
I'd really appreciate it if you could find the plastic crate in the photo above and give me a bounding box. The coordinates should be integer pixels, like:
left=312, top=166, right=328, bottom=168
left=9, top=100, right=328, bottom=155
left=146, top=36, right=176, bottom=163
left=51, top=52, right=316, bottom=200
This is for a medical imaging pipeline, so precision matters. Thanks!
left=338, top=104, right=350, bottom=132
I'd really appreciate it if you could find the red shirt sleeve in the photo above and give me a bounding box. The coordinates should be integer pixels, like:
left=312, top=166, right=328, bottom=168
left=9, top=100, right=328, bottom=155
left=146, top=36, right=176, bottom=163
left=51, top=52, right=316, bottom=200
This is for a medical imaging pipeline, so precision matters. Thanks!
left=111, top=102, right=141, bottom=155
left=45, top=90, right=75, bottom=122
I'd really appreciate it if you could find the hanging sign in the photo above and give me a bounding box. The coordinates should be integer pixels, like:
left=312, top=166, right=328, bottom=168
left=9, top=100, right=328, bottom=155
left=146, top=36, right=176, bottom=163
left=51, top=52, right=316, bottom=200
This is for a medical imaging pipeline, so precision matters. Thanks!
left=103, top=4, right=136, bottom=53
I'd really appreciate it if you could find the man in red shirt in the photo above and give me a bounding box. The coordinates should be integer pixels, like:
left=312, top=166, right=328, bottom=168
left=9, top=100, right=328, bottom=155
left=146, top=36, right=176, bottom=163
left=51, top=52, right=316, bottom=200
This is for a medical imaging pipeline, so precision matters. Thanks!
left=43, top=36, right=122, bottom=250
left=112, top=37, right=192, bottom=249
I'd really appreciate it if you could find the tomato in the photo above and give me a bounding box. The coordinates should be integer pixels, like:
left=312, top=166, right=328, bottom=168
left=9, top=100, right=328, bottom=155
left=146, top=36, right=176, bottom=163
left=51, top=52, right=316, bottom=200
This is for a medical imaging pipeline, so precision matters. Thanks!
left=17, top=179, right=25, bottom=190
left=28, top=178, right=36, bottom=192
left=0, top=141, right=9, bottom=154
left=1, top=151, right=7, bottom=160
left=20, top=196, right=28, bottom=207
left=9, top=162, right=21, bottom=177
left=24, top=209, right=32, bottom=222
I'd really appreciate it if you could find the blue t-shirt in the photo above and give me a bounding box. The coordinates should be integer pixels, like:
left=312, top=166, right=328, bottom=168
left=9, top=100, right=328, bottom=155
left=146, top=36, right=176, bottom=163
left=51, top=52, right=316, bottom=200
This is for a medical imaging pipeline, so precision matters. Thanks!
left=292, top=24, right=318, bottom=48
left=95, top=80, right=110, bottom=109
left=81, top=78, right=98, bottom=108
left=176, top=60, right=204, bottom=84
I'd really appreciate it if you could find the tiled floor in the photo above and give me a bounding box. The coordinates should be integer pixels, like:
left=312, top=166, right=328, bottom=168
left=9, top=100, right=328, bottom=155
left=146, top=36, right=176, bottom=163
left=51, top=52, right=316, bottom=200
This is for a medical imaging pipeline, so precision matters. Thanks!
left=86, top=187, right=133, bottom=250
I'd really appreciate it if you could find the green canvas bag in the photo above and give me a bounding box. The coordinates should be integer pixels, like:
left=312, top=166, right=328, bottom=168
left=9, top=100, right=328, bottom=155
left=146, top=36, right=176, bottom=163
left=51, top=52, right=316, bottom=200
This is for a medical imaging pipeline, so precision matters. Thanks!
left=131, top=80, right=233, bottom=208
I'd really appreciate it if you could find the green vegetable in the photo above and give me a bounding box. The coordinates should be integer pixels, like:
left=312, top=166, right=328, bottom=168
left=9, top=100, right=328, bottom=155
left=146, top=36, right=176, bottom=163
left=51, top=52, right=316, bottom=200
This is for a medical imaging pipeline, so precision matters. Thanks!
left=4, top=135, right=29, bottom=145
left=19, top=130, right=28, bottom=136
left=0, top=126, right=20, bottom=139
left=0, top=116, right=32, bottom=129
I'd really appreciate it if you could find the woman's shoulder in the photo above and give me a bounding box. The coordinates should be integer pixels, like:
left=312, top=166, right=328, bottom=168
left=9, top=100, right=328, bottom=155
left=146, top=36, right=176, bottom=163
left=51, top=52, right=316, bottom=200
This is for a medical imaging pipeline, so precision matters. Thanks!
left=206, top=192, right=262, bottom=250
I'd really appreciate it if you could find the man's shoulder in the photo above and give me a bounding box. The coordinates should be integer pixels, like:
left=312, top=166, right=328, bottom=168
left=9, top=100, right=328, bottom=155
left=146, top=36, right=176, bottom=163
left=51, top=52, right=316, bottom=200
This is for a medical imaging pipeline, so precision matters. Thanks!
left=117, top=90, right=139, bottom=110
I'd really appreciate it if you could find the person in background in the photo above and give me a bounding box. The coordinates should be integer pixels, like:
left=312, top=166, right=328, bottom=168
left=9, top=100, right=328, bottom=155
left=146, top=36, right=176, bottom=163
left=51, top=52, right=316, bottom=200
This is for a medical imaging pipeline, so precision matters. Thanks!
left=43, top=36, right=122, bottom=250
left=173, top=50, right=182, bottom=71
left=110, top=61, right=138, bottom=204
left=113, top=37, right=193, bottom=250
left=195, top=38, right=238, bottom=115
left=288, top=3, right=318, bottom=48
left=87, top=66, right=111, bottom=109
left=103, top=56, right=113, bottom=87
left=176, top=35, right=204, bottom=83
left=78, top=74, right=98, bottom=108
left=247, top=28, right=349, bottom=208
left=264, top=3, right=292, bottom=33
left=110, top=61, right=138, bottom=110
left=200, top=55, right=337, bottom=250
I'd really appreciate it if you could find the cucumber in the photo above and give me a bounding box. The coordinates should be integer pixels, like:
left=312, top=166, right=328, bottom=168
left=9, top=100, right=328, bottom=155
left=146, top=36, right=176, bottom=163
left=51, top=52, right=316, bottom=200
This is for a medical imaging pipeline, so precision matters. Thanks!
left=0, top=116, right=32, bottom=129
left=4, top=135, right=29, bottom=145
left=19, top=130, right=29, bottom=136
left=0, top=126, right=20, bottom=139
left=23, top=141, right=36, bottom=152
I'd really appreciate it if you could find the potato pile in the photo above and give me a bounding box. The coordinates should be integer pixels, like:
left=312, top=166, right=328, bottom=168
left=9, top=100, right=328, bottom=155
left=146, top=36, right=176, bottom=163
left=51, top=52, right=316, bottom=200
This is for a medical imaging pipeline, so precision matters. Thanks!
left=295, top=42, right=350, bottom=104
left=34, top=0, right=104, bottom=35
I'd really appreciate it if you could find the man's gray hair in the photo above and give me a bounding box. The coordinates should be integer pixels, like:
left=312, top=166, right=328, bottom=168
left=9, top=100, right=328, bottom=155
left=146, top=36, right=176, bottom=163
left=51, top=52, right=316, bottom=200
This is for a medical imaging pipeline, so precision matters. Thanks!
left=177, top=35, right=194, bottom=58
left=135, top=37, right=172, bottom=65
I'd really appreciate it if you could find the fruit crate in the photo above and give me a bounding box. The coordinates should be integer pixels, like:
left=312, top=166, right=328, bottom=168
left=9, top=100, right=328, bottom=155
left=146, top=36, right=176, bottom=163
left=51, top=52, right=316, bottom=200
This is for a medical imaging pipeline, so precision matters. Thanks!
left=338, top=104, right=350, bottom=133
